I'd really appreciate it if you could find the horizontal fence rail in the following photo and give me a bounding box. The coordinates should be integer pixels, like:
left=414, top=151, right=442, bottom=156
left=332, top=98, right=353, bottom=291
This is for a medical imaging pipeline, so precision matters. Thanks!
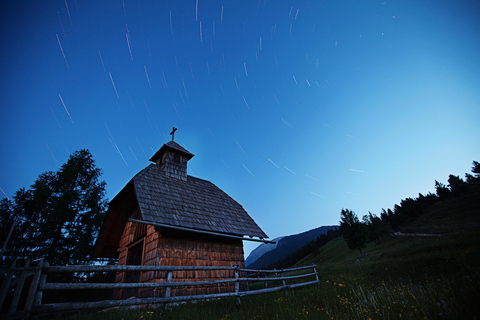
left=1, top=261, right=320, bottom=318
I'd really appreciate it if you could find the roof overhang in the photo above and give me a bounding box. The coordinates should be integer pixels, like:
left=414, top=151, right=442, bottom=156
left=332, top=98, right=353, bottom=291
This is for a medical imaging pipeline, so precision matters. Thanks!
left=129, top=218, right=276, bottom=244
left=149, top=141, right=194, bottom=163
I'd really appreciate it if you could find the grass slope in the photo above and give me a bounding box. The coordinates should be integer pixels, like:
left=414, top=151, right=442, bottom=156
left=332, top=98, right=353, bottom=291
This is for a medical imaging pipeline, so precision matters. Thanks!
left=407, top=185, right=480, bottom=230
left=68, top=193, right=480, bottom=320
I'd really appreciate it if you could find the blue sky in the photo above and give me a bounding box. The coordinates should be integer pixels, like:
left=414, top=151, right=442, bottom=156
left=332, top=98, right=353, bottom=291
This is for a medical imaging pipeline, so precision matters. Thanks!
left=1, top=0, right=479, bottom=256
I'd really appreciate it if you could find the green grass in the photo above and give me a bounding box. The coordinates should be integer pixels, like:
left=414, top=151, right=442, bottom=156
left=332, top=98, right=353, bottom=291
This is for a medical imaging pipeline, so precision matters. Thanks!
left=404, top=185, right=480, bottom=231
left=67, top=228, right=480, bottom=320
left=66, top=193, right=480, bottom=319
left=67, top=271, right=480, bottom=320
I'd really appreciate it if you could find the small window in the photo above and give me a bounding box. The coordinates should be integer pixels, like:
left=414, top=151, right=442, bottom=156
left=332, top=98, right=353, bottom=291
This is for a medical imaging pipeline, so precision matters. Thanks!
left=173, top=154, right=181, bottom=165
left=126, top=241, right=144, bottom=266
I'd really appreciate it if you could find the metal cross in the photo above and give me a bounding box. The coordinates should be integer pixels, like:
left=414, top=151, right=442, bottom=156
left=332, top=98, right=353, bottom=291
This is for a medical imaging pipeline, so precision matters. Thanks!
left=170, top=127, right=177, bottom=141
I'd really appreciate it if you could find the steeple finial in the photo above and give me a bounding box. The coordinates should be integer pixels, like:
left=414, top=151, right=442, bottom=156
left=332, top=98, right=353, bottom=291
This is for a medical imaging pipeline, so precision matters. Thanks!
left=170, top=127, right=177, bottom=141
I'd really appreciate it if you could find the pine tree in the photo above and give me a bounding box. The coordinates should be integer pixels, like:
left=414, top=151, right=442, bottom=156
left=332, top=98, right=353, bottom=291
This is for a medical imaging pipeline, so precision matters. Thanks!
left=0, top=150, right=107, bottom=266
left=340, top=209, right=369, bottom=255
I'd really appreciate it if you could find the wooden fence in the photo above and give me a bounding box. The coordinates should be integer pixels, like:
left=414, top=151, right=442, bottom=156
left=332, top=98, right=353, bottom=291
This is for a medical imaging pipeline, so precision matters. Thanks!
left=1, top=260, right=319, bottom=319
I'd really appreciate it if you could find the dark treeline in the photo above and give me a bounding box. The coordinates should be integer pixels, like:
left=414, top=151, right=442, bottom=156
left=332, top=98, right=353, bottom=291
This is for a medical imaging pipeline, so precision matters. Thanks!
left=340, top=160, right=480, bottom=255
left=267, top=161, right=480, bottom=267
left=376, top=160, right=480, bottom=231
left=265, top=228, right=342, bottom=270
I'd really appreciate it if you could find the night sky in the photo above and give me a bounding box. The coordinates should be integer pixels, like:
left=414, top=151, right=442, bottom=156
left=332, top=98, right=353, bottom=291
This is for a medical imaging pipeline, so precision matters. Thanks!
left=1, top=0, right=479, bottom=256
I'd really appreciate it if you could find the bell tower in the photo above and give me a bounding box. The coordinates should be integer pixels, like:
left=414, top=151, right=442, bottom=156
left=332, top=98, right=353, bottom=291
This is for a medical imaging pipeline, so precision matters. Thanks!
left=149, top=128, right=194, bottom=181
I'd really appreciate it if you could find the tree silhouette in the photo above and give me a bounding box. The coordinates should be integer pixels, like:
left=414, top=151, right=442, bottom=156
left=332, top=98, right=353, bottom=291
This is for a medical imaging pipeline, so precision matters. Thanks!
left=0, top=150, right=107, bottom=267
left=362, top=212, right=388, bottom=244
left=447, top=175, right=467, bottom=197
left=340, top=209, right=369, bottom=255
left=472, top=161, right=480, bottom=177
left=466, top=161, right=480, bottom=185
left=435, top=180, right=450, bottom=200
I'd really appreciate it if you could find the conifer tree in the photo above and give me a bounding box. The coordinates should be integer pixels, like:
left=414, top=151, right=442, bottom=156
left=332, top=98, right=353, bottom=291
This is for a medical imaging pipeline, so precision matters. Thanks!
left=340, top=209, right=369, bottom=255
left=0, top=150, right=107, bottom=266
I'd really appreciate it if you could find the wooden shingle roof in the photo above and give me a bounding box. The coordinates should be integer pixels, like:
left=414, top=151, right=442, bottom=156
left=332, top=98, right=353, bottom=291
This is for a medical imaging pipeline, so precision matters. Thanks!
left=149, top=141, right=194, bottom=163
left=133, top=164, right=267, bottom=238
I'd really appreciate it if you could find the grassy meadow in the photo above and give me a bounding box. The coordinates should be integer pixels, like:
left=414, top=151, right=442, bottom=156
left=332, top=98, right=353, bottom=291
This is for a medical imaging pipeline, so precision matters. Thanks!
left=68, top=227, right=480, bottom=320
left=67, top=191, right=480, bottom=319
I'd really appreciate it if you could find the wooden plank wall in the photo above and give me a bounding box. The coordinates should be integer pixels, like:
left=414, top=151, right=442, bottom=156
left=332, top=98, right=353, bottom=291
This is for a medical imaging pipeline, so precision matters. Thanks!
left=115, top=221, right=246, bottom=299
left=113, top=220, right=133, bottom=299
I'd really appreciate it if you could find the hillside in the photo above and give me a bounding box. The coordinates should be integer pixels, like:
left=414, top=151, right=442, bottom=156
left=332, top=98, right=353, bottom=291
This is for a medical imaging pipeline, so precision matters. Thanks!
left=404, top=184, right=480, bottom=230
left=244, top=236, right=284, bottom=267
left=298, top=186, right=480, bottom=271
left=247, top=225, right=338, bottom=269
left=71, top=169, right=480, bottom=319
left=78, top=189, right=480, bottom=320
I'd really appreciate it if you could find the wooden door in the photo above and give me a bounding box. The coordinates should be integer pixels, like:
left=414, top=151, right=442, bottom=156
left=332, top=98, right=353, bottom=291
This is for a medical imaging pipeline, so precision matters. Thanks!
left=122, top=240, right=144, bottom=298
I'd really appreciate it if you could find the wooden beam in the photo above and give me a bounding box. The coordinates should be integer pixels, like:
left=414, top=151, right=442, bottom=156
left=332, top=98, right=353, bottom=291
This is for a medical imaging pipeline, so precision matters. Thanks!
left=39, top=273, right=317, bottom=290
left=0, top=217, right=17, bottom=260
left=29, top=264, right=320, bottom=316
left=34, top=280, right=321, bottom=314
left=9, top=260, right=30, bottom=314
left=241, top=265, right=316, bottom=273
left=44, top=264, right=237, bottom=273
left=128, top=218, right=276, bottom=244
left=24, top=260, right=44, bottom=314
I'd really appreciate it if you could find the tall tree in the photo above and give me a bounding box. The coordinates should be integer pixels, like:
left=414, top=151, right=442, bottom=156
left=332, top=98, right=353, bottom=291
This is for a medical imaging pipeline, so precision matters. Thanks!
left=472, top=161, right=480, bottom=177
left=1, top=150, right=107, bottom=266
left=435, top=180, right=450, bottom=200
left=447, top=175, right=467, bottom=197
left=340, top=209, right=369, bottom=255
left=466, top=161, right=480, bottom=185
left=362, top=212, right=388, bottom=244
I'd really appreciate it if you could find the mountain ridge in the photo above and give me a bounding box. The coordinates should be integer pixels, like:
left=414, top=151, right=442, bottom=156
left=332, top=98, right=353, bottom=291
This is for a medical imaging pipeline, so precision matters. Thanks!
left=246, top=225, right=339, bottom=269
left=245, top=236, right=284, bottom=267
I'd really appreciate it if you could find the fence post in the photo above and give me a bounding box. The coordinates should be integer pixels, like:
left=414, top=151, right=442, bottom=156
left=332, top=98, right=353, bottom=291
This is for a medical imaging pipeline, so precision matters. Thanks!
left=34, top=262, right=49, bottom=310
left=0, top=259, right=17, bottom=311
left=313, top=264, right=320, bottom=285
left=9, top=259, right=31, bottom=315
left=164, top=270, right=173, bottom=310
left=281, top=269, right=288, bottom=296
left=23, top=259, right=44, bottom=319
left=165, top=270, right=173, bottom=297
left=234, top=265, right=240, bottom=304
